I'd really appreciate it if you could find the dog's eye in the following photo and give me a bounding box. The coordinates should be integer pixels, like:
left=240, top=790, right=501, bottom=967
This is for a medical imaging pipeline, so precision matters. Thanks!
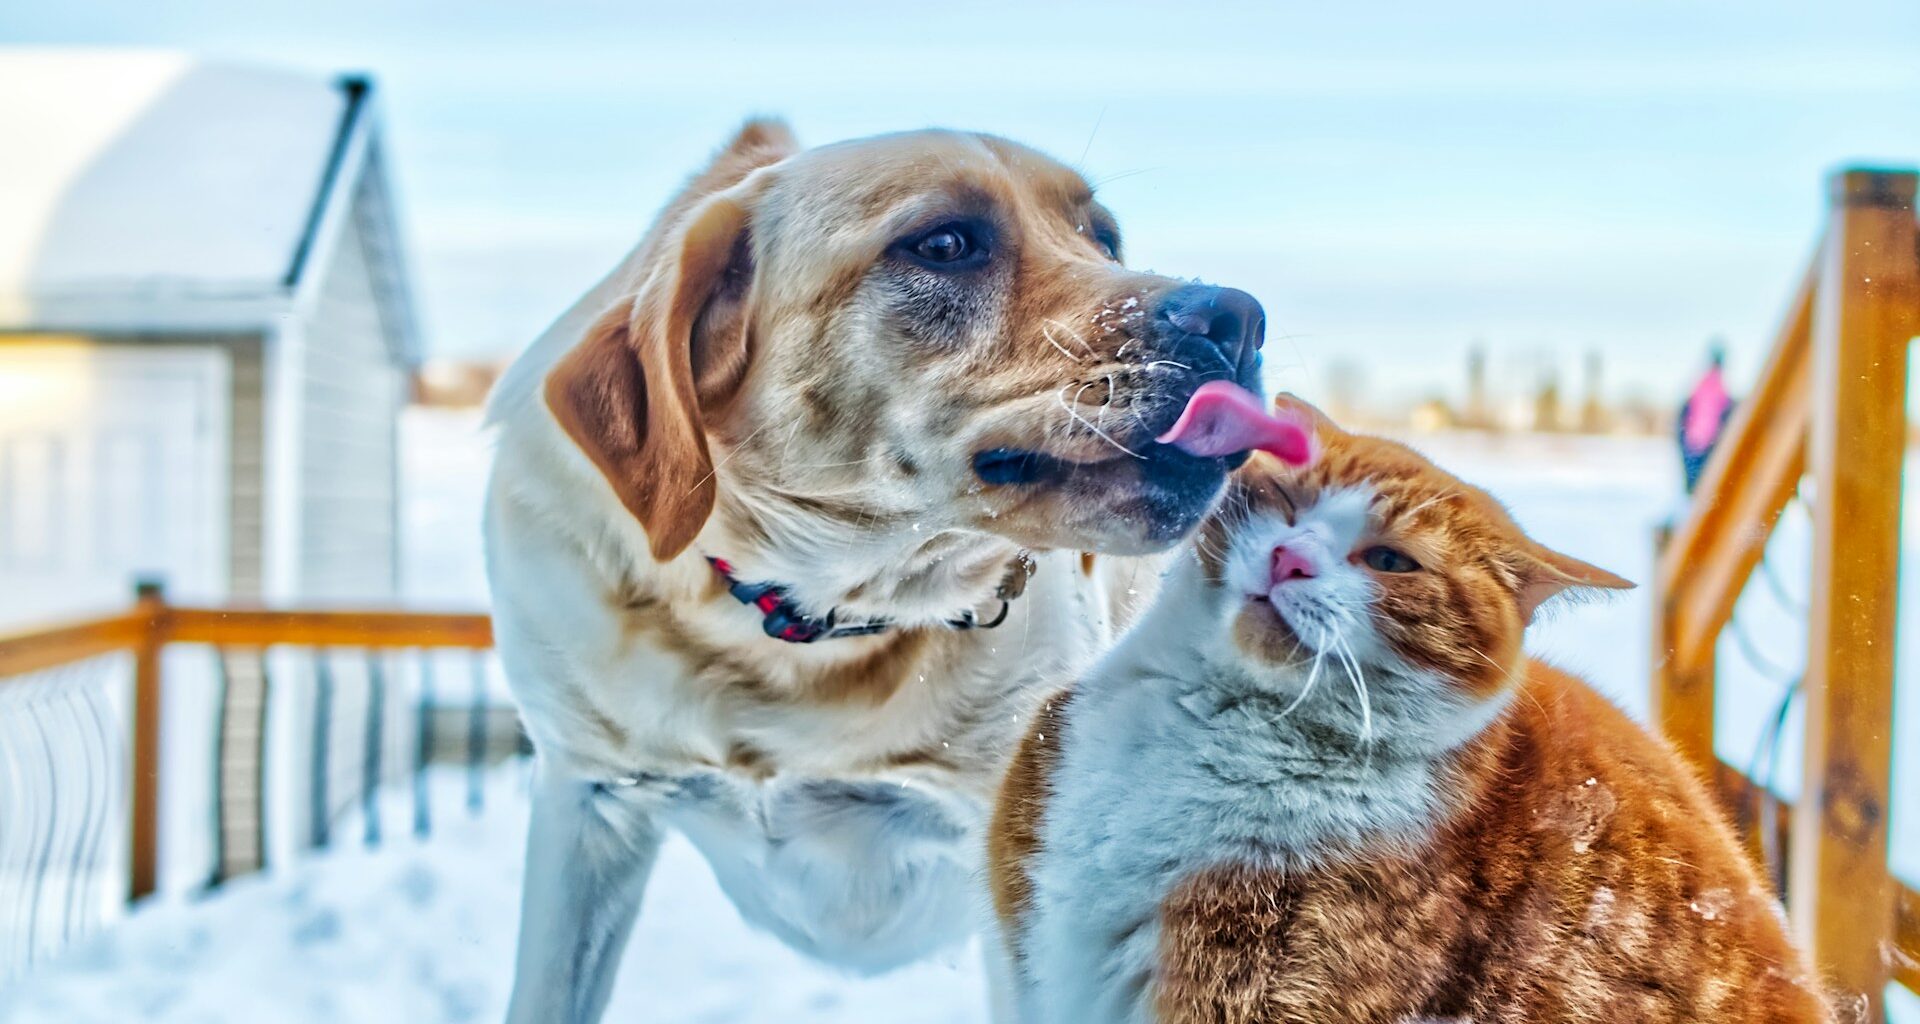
left=1093, top=230, right=1120, bottom=262
left=905, top=223, right=986, bottom=267
left=910, top=225, right=975, bottom=263
left=1361, top=546, right=1420, bottom=573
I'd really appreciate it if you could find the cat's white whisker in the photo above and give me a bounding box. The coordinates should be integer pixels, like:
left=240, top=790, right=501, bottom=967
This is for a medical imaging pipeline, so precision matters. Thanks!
left=1276, top=623, right=1328, bottom=720
left=1332, top=632, right=1374, bottom=749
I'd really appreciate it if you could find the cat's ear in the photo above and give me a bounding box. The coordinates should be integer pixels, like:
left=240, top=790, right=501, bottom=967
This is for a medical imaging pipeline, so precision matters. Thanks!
left=1272, top=393, right=1339, bottom=435
left=1515, top=546, right=1635, bottom=624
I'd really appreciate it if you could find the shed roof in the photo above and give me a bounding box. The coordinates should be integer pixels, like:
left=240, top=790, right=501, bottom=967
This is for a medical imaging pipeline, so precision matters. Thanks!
left=0, top=49, right=416, bottom=358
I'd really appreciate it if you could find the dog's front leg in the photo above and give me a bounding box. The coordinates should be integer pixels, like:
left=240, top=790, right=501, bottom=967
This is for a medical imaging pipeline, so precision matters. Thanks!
left=506, top=758, right=662, bottom=1024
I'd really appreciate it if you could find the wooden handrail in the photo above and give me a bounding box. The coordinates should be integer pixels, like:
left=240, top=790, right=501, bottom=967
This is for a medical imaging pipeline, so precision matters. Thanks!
left=1650, top=259, right=1815, bottom=768
left=1656, top=258, right=1816, bottom=664
left=165, top=607, right=494, bottom=649
left=0, top=605, right=494, bottom=677
left=0, top=610, right=149, bottom=679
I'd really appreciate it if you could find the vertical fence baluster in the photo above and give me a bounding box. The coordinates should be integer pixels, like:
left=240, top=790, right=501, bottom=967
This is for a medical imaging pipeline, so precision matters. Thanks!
left=414, top=653, right=434, bottom=838
left=23, top=694, right=60, bottom=968
left=363, top=652, right=385, bottom=847
left=311, top=651, right=334, bottom=849
left=0, top=687, right=23, bottom=976
left=72, top=677, right=117, bottom=941
left=467, top=652, right=486, bottom=814
left=207, top=649, right=231, bottom=888
left=251, top=651, right=271, bottom=872
left=6, top=689, right=34, bottom=972
left=55, top=680, right=98, bottom=947
left=50, top=667, right=88, bottom=947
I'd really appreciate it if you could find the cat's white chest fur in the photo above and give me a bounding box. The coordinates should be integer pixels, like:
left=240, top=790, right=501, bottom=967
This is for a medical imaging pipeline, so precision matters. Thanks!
left=1020, top=557, right=1468, bottom=1024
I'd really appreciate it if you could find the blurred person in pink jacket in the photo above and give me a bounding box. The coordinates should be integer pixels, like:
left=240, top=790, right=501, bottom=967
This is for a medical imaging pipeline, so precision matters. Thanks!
left=1679, top=343, right=1734, bottom=493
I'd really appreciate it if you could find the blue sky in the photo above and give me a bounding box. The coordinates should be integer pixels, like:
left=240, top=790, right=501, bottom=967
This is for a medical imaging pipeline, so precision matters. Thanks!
left=7, top=1, right=1918, bottom=408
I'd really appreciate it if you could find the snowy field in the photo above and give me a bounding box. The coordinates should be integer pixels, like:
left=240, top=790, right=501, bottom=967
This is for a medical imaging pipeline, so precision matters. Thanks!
left=3, top=410, right=1917, bottom=1021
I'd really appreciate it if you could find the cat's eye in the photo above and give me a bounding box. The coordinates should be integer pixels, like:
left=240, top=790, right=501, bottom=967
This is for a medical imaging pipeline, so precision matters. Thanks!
left=1362, top=546, right=1420, bottom=573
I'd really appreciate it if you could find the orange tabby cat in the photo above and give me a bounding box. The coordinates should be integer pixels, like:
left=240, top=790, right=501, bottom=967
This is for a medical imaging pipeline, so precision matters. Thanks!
left=988, top=398, right=1830, bottom=1024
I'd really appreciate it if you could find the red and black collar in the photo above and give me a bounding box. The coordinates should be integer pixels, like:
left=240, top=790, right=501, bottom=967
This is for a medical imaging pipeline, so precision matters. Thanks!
left=707, top=553, right=1033, bottom=644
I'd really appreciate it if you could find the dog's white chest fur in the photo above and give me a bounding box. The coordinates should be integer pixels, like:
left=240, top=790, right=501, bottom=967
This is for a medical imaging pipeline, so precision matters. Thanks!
left=490, top=475, right=1136, bottom=973
left=1023, top=561, right=1453, bottom=1024
left=629, top=767, right=983, bottom=971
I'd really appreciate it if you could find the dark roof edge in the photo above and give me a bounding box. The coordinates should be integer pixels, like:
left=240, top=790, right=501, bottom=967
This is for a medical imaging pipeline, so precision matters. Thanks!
left=282, top=74, right=371, bottom=289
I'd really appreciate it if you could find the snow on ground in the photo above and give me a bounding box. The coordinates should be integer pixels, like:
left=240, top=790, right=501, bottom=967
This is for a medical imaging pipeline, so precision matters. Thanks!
left=0, top=770, right=991, bottom=1024
left=5, top=768, right=1912, bottom=1024
left=4, top=417, right=1917, bottom=1022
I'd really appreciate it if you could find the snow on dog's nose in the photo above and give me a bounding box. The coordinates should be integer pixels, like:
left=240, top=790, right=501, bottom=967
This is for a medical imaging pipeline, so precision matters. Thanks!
left=1157, top=382, right=1314, bottom=464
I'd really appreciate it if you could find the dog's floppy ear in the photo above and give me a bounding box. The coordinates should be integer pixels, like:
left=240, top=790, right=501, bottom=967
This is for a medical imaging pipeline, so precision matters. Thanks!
left=545, top=121, right=795, bottom=561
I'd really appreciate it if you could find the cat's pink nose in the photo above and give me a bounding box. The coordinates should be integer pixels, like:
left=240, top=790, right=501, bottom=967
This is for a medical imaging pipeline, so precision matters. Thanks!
left=1270, top=545, right=1318, bottom=584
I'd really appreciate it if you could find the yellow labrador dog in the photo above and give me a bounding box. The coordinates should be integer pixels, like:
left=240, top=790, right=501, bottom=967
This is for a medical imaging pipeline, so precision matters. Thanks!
left=484, top=120, right=1267, bottom=1022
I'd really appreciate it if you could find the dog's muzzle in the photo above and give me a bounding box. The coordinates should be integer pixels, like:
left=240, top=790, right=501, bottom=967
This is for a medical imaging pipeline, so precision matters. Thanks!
left=971, top=283, right=1269, bottom=488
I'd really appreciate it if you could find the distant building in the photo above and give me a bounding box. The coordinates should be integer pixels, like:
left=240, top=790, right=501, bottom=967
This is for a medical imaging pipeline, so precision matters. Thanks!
left=1408, top=397, right=1457, bottom=433
left=0, top=51, right=417, bottom=621
left=1532, top=370, right=1564, bottom=432
left=1578, top=349, right=1609, bottom=434
left=1462, top=343, right=1492, bottom=429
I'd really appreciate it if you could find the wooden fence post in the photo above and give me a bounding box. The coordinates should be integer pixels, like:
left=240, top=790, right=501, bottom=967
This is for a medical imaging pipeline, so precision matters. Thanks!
left=1795, top=167, right=1920, bottom=1021
left=129, top=578, right=167, bottom=903
left=1650, top=522, right=1717, bottom=774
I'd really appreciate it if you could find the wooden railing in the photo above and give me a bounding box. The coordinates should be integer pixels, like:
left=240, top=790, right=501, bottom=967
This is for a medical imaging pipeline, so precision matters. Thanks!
left=1652, top=167, right=1920, bottom=1019
left=0, top=582, right=512, bottom=980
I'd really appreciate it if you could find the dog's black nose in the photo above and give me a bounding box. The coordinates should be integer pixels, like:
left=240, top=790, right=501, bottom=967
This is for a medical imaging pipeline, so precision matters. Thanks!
left=1158, top=284, right=1265, bottom=372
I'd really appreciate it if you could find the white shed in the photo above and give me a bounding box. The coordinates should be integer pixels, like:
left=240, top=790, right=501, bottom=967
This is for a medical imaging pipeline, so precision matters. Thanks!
left=0, top=50, right=418, bottom=624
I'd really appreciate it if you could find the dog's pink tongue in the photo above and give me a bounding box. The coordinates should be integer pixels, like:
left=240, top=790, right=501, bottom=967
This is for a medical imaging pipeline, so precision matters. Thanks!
left=1156, top=381, right=1314, bottom=465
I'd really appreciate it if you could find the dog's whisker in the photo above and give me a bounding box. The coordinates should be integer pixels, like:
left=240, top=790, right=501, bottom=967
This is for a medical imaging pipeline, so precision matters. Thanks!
left=1072, top=379, right=1106, bottom=431
left=686, top=419, right=777, bottom=495
left=1095, top=373, right=1118, bottom=432
left=1055, top=385, right=1145, bottom=460
left=1041, top=318, right=1087, bottom=358
left=1042, top=323, right=1085, bottom=363
left=1044, top=316, right=1100, bottom=359
left=1076, top=104, right=1108, bottom=170
left=1091, top=165, right=1162, bottom=188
